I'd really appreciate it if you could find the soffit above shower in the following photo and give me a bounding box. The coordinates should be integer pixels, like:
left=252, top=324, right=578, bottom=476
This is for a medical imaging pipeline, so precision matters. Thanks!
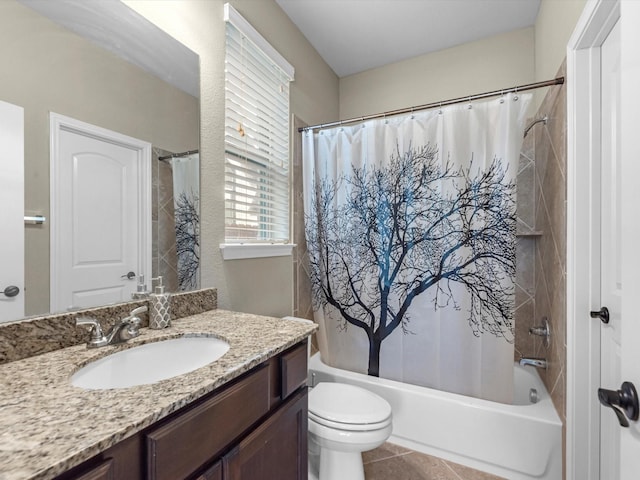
left=275, top=0, right=541, bottom=78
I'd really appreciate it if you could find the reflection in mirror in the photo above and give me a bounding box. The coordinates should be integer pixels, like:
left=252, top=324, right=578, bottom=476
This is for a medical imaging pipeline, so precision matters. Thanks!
left=154, top=150, right=200, bottom=293
left=0, top=0, right=200, bottom=322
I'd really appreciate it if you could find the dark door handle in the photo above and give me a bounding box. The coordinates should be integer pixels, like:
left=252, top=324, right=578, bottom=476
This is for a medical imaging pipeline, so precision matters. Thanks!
left=121, top=271, right=136, bottom=280
left=598, top=382, right=639, bottom=428
left=1, top=286, right=20, bottom=297
left=590, top=306, right=610, bottom=324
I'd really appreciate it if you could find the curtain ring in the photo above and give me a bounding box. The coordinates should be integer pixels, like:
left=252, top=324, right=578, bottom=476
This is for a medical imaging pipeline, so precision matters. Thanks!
left=513, top=87, right=519, bottom=102
left=499, top=90, right=505, bottom=104
left=438, top=102, right=443, bottom=115
left=467, top=96, right=472, bottom=110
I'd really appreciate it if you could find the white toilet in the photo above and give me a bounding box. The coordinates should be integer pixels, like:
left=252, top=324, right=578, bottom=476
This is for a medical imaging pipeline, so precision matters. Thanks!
left=307, top=382, right=393, bottom=480
left=283, top=316, right=393, bottom=480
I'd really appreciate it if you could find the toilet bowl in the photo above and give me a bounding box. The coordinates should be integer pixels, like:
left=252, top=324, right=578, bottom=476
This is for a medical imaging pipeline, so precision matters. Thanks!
left=308, top=382, right=392, bottom=480
left=281, top=317, right=393, bottom=480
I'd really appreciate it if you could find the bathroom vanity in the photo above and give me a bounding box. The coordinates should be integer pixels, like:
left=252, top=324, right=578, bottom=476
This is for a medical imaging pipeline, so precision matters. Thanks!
left=57, top=342, right=308, bottom=480
left=0, top=306, right=316, bottom=480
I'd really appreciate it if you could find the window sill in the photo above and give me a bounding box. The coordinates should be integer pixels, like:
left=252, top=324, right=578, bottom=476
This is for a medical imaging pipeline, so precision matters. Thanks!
left=219, top=243, right=296, bottom=260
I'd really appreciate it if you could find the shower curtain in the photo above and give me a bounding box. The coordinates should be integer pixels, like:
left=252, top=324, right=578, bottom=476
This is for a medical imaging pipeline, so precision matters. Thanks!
left=303, top=93, right=530, bottom=403
left=171, top=153, right=200, bottom=291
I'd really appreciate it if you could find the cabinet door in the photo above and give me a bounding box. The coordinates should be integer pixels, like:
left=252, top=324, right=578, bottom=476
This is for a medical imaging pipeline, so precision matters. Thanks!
left=194, top=461, right=222, bottom=480
left=223, top=389, right=307, bottom=480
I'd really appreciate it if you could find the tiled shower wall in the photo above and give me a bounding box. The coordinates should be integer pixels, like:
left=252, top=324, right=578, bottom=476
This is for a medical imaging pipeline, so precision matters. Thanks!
left=152, top=147, right=179, bottom=292
left=513, top=61, right=568, bottom=476
left=533, top=62, right=568, bottom=463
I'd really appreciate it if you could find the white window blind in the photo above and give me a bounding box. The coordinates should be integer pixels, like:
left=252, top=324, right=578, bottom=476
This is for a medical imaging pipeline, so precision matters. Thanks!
left=224, top=4, right=294, bottom=243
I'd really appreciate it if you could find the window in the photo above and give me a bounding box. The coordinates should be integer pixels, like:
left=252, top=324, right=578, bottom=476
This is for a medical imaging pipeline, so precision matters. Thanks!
left=223, top=4, right=294, bottom=245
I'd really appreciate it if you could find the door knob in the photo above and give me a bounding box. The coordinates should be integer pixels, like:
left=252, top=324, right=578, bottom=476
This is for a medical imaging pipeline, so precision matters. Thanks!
left=590, top=306, right=610, bottom=324
left=121, top=271, right=136, bottom=280
left=598, top=382, right=639, bottom=427
left=1, top=286, right=20, bottom=297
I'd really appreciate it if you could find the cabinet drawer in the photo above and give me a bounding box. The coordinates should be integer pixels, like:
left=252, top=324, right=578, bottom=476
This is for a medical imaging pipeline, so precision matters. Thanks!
left=280, top=342, right=307, bottom=399
left=65, top=460, right=113, bottom=480
left=55, top=434, right=143, bottom=480
left=146, top=364, right=270, bottom=480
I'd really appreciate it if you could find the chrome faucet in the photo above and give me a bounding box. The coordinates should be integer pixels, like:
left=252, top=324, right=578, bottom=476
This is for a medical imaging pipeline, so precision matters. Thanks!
left=519, top=357, right=548, bottom=369
left=76, top=306, right=147, bottom=348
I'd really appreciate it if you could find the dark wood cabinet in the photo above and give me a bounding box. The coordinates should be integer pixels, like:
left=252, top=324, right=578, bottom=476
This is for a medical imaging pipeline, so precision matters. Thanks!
left=193, top=461, right=222, bottom=480
left=147, top=364, right=271, bottom=480
left=56, top=432, right=144, bottom=480
left=56, top=341, right=308, bottom=480
left=67, top=460, right=113, bottom=480
left=223, top=389, right=307, bottom=480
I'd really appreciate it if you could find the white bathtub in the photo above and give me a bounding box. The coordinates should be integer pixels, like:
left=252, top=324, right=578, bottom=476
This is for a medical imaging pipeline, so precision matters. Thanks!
left=308, top=352, right=562, bottom=480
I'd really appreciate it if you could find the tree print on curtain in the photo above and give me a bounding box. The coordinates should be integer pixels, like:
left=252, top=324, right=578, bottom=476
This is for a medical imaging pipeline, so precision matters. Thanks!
left=305, top=143, right=515, bottom=379
left=174, top=191, right=200, bottom=290
left=172, top=153, right=200, bottom=291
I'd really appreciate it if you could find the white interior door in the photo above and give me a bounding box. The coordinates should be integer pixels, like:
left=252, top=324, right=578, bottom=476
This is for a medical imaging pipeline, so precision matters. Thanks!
left=567, top=1, right=640, bottom=478
left=619, top=1, right=640, bottom=477
left=0, top=100, right=24, bottom=322
left=599, top=18, right=622, bottom=479
left=50, top=114, right=151, bottom=312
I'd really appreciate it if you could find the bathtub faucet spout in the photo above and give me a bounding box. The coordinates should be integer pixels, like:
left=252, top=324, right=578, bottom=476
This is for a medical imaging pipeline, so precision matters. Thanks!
left=519, top=357, right=548, bottom=369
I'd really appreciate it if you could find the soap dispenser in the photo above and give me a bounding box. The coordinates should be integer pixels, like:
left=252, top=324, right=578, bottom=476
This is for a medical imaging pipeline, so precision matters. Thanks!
left=149, top=276, right=171, bottom=329
left=131, top=274, right=149, bottom=300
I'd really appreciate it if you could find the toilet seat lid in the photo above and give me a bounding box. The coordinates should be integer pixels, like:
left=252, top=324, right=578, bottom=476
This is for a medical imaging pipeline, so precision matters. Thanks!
left=308, top=410, right=392, bottom=432
left=309, top=382, right=392, bottom=426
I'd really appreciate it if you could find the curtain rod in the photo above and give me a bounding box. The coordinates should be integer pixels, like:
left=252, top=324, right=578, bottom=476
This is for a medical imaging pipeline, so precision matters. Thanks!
left=158, top=149, right=199, bottom=161
left=298, top=77, right=564, bottom=133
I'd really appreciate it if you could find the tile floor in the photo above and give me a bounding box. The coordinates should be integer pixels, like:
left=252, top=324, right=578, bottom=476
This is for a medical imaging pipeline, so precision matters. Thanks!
left=363, top=443, right=505, bottom=480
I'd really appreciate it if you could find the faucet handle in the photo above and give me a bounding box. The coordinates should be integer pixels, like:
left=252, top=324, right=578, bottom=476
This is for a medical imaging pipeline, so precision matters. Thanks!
left=129, top=306, right=148, bottom=317
left=122, top=307, right=145, bottom=337
left=75, top=317, right=104, bottom=341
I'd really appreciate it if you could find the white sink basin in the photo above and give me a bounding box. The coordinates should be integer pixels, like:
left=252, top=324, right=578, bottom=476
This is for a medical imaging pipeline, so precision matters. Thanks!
left=71, top=336, right=230, bottom=390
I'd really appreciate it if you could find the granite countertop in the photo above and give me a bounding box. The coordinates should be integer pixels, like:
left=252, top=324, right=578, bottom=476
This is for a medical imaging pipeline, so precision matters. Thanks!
left=0, top=310, right=317, bottom=480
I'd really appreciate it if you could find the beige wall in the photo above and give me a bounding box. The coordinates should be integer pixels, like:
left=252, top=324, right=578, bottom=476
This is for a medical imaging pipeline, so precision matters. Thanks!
left=531, top=0, right=586, bottom=111
left=338, top=0, right=587, bottom=121
left=125, top=0, right=339, bottom=317
left=339, top=27, right=535, bottom=120
left=535, top=0, right=587, bottom=82
left=0, top=0, right=198, bottom=316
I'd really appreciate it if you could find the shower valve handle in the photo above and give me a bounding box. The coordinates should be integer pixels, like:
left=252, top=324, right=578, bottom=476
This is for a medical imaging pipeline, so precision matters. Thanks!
left=598, top=381, right=639, bottom=428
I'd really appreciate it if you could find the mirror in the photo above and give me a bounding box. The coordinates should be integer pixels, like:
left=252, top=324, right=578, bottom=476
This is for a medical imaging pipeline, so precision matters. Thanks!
left=0, top=0, right=200, bottom=319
